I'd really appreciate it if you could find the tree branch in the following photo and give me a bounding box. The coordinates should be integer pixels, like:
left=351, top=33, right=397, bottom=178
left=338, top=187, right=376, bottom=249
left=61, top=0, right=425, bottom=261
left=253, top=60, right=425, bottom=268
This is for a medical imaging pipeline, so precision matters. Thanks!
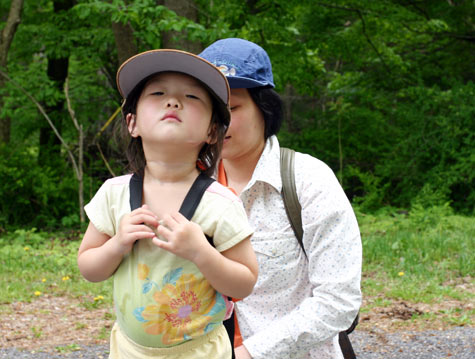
left=0, top=0, right=24, bottom=66
left=0, top=69, right=80, bottom=179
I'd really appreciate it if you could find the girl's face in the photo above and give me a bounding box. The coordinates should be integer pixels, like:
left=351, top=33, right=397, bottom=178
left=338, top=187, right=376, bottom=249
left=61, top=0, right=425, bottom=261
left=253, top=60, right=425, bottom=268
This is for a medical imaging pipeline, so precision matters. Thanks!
left=223, top=88, right=266, bottom=161
left=128, top=72, right=214, bottom=151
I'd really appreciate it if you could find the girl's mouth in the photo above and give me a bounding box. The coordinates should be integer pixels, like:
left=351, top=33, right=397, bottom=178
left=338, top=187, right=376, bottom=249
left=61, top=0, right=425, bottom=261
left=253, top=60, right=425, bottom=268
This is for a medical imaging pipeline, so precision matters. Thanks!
left=161, top=111, right=181, bottom=122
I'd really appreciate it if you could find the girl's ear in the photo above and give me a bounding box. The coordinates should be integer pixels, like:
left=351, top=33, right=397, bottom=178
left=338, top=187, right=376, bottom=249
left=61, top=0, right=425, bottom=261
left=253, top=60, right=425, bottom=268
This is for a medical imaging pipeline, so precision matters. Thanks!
left=126, top=113, right=139, bottom=137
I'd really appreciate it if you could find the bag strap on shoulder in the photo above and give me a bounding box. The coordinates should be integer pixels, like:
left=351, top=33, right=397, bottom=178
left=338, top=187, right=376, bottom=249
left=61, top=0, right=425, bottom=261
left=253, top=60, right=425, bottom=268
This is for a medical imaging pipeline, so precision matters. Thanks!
left=280, top=147, right=306, bottom=258
left=279, top=147, right=358, bottom=358
left=129, top=172, right=215, bottom=245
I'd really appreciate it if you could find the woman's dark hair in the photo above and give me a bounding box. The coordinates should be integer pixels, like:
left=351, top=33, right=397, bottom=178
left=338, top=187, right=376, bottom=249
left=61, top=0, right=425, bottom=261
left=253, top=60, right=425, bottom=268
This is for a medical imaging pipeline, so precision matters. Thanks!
left=121, top=72, right=226, bottom=177
left=248, top=87, right=283, bottom=139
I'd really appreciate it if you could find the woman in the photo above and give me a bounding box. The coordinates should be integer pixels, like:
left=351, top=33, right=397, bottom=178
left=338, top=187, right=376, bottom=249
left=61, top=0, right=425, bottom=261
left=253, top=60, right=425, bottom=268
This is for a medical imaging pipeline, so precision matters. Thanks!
left=199, top=38, right=362, bottom=359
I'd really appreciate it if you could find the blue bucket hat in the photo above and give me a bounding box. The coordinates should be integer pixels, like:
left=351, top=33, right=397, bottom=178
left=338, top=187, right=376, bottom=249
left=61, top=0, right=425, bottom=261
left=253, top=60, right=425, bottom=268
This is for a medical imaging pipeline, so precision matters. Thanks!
left=199, top=38, right=275, bottom=89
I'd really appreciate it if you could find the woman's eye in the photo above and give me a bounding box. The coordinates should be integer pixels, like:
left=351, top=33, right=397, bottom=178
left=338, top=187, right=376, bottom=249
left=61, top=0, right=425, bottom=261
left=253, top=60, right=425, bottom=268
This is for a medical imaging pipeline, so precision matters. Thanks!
left=230, top=106, right=238, bottom=112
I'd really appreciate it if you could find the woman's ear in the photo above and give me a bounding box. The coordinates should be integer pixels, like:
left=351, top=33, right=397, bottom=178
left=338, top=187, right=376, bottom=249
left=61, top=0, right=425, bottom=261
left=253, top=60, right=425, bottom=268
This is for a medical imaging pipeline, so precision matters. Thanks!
left=126, top=113, right=139, bottom=137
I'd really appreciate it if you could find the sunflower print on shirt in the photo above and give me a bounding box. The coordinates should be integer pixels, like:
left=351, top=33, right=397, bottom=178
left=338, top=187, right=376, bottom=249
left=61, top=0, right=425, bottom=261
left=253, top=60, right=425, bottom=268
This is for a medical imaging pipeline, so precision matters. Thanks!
left=133, top=264, right=226, bottom=346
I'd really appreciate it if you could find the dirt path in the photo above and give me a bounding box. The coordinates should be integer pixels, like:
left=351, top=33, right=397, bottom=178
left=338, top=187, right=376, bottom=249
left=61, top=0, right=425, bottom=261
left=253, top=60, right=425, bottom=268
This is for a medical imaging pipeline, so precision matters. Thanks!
left=0, top=295, right=473, bottom=354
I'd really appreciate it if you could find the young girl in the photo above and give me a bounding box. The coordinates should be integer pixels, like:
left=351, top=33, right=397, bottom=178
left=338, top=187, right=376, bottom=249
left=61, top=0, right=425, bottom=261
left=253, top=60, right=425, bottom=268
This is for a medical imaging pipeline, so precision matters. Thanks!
left=77, top=49, right=258, bottom=359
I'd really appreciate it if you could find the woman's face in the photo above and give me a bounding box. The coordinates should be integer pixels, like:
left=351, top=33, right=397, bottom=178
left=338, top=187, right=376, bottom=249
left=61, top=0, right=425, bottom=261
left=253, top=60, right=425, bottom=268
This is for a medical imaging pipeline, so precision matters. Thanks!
left=223, top=88, right=266, bottom=161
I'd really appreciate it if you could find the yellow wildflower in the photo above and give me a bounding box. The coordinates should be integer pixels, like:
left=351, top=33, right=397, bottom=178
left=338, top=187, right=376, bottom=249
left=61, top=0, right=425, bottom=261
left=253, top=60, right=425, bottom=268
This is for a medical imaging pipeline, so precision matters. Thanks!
left=24, top=246, right=30, bottom=251
left=94, top=295, right=104, bottom=301
left=62, top=276, right=70, bottom=281
left=34, top=291, right=42, bottom=296
left=41, top=278, right=46, bottom=283
left=398, top=271, right=405, bottom=276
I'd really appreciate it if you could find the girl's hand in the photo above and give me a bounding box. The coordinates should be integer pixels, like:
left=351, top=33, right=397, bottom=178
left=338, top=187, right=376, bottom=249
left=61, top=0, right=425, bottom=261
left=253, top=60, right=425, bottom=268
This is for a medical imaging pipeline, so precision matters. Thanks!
left=152, top=211, right=211, bottom=262
left=114, top=204, right=159, bottom=255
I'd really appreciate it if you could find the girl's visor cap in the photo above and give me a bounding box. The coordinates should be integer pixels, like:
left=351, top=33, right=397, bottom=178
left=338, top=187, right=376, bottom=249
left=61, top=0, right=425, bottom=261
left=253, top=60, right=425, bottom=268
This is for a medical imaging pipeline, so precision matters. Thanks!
left=116, top=49, right=230, bottom=126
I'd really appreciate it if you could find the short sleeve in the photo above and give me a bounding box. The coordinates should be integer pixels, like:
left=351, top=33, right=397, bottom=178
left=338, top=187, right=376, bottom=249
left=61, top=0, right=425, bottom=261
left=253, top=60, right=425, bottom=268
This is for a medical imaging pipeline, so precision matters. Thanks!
left=213, top=200, right=254, bottom=252
left=193, top=182, right=254, bottom=253
left=84, top=176, right=131, bottom=237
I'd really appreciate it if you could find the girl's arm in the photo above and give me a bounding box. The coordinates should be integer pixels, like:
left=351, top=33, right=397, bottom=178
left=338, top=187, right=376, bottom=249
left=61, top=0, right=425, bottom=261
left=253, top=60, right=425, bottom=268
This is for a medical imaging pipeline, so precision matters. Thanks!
left=78, top=205, right=159, bottom=282
left=153, top=212, right=258, bottom=299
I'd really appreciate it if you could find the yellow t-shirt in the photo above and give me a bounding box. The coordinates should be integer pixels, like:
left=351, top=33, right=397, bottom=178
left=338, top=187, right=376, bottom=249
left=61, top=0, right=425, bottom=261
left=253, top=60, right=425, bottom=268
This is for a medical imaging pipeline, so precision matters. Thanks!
left=84, top=174, right=253, bottom=348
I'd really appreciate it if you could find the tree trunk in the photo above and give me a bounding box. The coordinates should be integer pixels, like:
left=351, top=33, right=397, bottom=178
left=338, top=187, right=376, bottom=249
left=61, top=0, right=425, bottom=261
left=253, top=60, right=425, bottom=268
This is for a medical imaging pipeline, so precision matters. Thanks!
left=283, top=83, right=294, bottom=131
left=38, top=0, right=75, bottom=165
left=0, top=0, right=24, bottom=143
left=158, top=0, right=202, bottom=53
left=39, top=57, right=69, bottom=164
left=112, top=20, right=138, bottom=65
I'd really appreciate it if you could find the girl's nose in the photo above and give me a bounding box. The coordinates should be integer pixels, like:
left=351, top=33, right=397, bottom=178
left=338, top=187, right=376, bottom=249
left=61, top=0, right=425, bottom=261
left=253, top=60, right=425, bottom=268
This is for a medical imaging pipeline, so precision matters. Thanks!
left=166, top=97, right=181, bottom=109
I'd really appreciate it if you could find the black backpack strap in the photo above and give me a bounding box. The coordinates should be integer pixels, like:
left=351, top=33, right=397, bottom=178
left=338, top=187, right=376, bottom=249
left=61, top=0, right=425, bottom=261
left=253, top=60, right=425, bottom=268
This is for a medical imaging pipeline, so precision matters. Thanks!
left=179, top=173, right=215, bottom=220
left=279, top=147, right=358, bottom=359
left=180, top=173, right=235, bottom=357
left=339, top=331, right=357, bottom=359
left=129, top=172, right=215, bottom=246
left=129, top=173, right=143, bottom=211
left=179, top=173, right=215, bottom=247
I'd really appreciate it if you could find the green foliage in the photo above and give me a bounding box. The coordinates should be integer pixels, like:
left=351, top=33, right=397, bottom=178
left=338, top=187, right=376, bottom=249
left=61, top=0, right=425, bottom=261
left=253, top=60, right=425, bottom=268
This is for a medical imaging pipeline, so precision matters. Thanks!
left=0, top=144, right=83, bottom=229
left=0, top=0, right=474, bottom=229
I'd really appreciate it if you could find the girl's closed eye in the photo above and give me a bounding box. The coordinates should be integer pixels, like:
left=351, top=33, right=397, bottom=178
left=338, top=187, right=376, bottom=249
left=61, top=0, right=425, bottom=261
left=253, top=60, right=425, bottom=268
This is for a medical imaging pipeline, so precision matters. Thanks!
left=151, top=91, right=164, bottom=96
left=186, top=93, right=200, bottom=100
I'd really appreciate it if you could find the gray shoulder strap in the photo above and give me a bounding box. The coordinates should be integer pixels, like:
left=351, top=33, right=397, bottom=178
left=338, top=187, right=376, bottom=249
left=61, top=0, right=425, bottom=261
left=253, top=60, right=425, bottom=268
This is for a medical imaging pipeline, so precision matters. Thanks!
left=280, top=147, right=306, bottom=257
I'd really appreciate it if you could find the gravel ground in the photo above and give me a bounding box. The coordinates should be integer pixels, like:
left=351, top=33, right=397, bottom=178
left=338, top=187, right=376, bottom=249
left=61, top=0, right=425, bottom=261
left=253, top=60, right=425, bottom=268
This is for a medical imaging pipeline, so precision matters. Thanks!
left=0, top=327, right=473, bottom=358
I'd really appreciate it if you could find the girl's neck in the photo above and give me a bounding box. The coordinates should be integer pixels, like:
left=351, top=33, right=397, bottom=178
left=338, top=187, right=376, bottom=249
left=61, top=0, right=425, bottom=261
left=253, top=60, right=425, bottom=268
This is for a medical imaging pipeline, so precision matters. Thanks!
left=144, top=159, right=199, bottom=184
left=142, top=142, right=200, bottom=184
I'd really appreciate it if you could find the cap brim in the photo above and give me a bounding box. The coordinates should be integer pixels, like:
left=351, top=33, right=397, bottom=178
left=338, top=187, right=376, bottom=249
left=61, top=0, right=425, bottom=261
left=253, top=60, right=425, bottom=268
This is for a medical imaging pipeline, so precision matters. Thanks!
left=117, top=50, right=230, bottom=108
left=226, top=76, right=275, bottom=89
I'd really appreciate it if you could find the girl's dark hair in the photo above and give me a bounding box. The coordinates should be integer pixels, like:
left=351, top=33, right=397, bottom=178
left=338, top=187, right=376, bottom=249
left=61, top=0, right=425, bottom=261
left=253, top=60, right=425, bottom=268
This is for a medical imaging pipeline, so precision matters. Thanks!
left=248, top=87, right=283, bottom=139
left=121, top=73, right=226, bottom=177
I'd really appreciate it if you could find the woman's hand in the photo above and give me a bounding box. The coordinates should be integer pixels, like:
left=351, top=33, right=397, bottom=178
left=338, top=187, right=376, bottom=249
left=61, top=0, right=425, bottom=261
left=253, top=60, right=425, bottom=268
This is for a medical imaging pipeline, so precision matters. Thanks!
left=235, top=345, right=252, bottom=359
left=152, top=211, right=211, bottom=262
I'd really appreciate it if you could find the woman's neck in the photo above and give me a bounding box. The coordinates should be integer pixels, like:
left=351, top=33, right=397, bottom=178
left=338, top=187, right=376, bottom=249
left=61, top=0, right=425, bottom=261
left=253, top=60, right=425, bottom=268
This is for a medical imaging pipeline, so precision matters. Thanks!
left=222, top=144, right=264, bottom=195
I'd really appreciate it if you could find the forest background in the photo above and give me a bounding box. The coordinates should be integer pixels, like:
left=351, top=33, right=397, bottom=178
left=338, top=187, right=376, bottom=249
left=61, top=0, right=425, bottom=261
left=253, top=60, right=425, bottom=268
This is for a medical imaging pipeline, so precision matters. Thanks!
left=0, top=1, right=474, bottom=350
left=0, top=0, right=474, bottom=229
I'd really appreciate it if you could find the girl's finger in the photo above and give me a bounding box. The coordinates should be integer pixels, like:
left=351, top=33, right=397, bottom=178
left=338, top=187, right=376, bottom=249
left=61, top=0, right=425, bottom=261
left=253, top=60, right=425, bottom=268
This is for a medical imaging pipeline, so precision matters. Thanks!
left=155, top=222, right=172, bottom=239
left=131, top=206, right=158, bottom=219
left=170, top=211, right=187, bottom=223
left=152, top=236, right=172, bottom=251
left=126, top=231, right=155, bottom=241
left=160, top=214, right=180, bottom=230
left=129, top=213, right=159, bottom=227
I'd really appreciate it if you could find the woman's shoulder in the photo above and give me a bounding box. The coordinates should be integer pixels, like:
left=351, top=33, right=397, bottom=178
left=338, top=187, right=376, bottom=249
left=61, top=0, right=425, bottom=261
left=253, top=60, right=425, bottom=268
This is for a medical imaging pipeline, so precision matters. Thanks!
left=293, top=151, right=334, bottom=176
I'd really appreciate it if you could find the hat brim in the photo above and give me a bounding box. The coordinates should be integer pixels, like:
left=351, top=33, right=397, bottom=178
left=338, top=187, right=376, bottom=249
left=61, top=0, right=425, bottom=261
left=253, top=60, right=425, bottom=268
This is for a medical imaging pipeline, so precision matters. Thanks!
left=116, top=50, right=230, bottom=116
left=226, top=76, right=275, bottom=89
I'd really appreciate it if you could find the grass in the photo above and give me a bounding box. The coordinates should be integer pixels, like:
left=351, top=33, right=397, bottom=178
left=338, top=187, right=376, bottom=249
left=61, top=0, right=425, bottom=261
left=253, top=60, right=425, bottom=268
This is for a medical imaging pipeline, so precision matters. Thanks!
left=0, top=228, right=112, bottom=307
left=357, top=204, right=475, bottom=306
left=0, top=205, right=473, bottom=328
